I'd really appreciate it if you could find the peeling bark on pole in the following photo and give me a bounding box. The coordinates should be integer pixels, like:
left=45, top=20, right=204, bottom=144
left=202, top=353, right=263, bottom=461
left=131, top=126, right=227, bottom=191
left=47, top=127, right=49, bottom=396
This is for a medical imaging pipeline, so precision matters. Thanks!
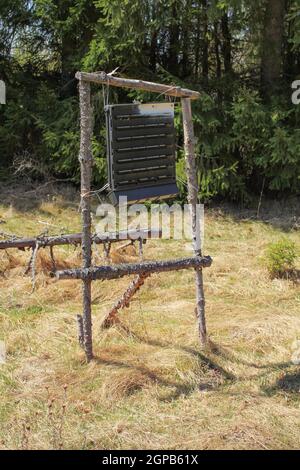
left=181, top=97, right=207, bottom=346
left=79, top=79, right=93, bottom=362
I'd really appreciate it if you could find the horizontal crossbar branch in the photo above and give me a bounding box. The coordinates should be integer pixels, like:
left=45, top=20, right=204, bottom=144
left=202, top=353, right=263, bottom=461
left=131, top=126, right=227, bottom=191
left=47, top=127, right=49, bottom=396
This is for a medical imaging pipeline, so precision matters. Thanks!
left=0, top=229, right=162, bottom=250
left=56, top=256, right=212, bottom=281
left=75, top=71, right=200, bottom=100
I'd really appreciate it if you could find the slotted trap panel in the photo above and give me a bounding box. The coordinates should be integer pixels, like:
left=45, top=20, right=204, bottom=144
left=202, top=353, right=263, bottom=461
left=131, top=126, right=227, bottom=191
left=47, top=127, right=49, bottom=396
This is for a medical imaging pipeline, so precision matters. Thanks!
left=105, top=102, right=179, bottom=204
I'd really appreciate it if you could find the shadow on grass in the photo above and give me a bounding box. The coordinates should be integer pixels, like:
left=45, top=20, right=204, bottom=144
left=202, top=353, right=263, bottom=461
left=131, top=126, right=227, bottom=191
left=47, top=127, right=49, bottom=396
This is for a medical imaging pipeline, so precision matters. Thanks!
left=208, top=198, right=300, bottom=233
left=117, top=325, right=235, bottom=379
left=263, top=372, right=300, bottom=396
left=274, top=269, right=300, bottom=285
left=118, top=325, right=290, bottom=373
left=94, top=326, right=236, bottom=401
left=0, top=181, right=79, bottom=213
left=101, top=324, right=298, bottom=399
left=93, top=355, right=195, bottom=401
left=206, top=341, right=292, bottom=371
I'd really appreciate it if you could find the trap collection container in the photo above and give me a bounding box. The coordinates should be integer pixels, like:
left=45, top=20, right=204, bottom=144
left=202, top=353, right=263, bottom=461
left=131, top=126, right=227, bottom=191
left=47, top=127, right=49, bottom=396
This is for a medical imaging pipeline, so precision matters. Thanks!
left=105, top=102, right=179, bottom=205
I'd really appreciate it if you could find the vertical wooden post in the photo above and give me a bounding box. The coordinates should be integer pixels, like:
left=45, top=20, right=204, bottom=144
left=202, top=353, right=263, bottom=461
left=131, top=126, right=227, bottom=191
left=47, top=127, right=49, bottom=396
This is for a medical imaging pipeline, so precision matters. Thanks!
left=79, top=79, right=93, bottom=361
left=181, top=97, right=207, bottom=346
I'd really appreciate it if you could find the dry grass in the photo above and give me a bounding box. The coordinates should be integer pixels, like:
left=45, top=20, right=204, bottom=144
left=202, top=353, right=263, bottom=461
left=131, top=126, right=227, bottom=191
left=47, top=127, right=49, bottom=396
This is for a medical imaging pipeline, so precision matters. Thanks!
left=0, top=188, right=299, bottom=449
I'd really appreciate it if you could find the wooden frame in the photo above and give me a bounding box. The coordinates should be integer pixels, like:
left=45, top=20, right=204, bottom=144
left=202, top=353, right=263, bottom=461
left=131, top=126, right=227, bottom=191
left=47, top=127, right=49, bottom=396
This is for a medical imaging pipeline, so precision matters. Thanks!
left=57, top=71, right=211, bottom=362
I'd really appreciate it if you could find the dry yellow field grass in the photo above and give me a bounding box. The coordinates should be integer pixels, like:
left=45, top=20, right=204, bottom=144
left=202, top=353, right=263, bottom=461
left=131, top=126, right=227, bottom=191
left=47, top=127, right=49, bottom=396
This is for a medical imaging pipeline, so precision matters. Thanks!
left=0, top=186, right=299, bottom=450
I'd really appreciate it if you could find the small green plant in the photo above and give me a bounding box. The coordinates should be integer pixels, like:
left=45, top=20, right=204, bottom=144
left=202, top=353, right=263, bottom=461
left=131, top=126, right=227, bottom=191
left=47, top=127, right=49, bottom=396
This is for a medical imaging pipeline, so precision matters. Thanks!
left=265, top=238, right=297, bottom=278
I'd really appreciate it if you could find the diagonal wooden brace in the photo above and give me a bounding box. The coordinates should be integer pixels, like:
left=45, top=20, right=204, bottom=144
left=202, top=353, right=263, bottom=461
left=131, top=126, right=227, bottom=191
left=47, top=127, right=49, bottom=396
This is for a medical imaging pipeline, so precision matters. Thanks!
left=101, top=272, right=150, bottom=329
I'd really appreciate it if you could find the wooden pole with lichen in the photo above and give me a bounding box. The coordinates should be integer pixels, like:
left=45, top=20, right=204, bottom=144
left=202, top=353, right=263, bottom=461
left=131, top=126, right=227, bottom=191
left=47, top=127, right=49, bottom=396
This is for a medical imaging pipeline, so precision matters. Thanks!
left=181, top=97, right=207, bottom=346
left=79, top=79, right=93, bottom=362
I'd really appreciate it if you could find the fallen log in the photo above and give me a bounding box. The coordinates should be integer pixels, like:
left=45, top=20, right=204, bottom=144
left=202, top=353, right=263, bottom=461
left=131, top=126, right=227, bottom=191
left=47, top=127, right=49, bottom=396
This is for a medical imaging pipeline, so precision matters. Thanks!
left=56, top=256, right=212, bottom=281
left=0, top=228, right=162, bottom=250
